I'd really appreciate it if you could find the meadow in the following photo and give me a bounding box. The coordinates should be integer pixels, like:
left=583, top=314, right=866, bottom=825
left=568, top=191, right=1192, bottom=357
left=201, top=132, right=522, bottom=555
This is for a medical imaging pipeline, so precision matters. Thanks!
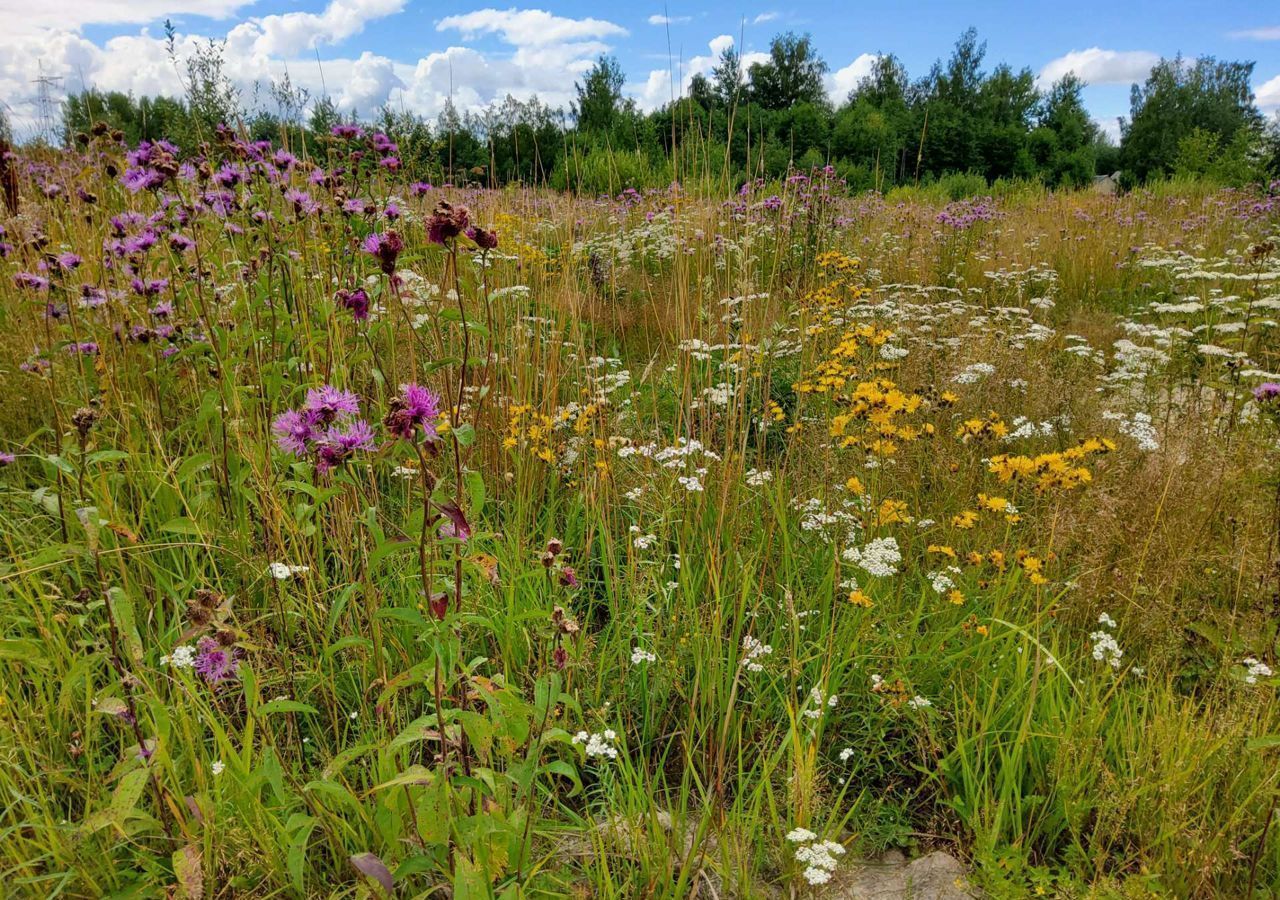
left=1, top=130, right=1279, bottom=898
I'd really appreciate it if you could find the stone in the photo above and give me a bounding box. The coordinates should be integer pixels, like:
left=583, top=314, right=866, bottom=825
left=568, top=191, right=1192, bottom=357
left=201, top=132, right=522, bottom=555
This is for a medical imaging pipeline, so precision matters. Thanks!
left=829, top=850, right=976, bottom=900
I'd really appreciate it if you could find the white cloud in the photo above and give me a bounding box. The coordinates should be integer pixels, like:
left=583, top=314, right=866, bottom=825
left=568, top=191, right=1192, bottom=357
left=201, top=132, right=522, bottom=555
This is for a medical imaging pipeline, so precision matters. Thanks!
left=1257, top=73, right=1280, bottom=115
left=436, top=8, right=626, bottom=47
left=228, top=0, right=406, bottom=58
left=1037, top=48, right=1158, bottom=88
left=633, top=34, right=741, bottom=111
left=0, top=5, right=637, bottom=136
left=647, top=14, right=690, bottom=26
left=826, top=53, right=878, bottom=101
left=752, top=12, right=778, bottom=24
left=1228, top=26, right=1280, bottom=40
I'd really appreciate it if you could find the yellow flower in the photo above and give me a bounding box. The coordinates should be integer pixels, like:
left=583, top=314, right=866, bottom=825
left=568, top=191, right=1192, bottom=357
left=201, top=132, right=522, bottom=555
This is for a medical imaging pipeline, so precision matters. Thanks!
left=947, top=589, right=966, bottom=605
left=848, top=590, right=874, bottom=608
left=951, top=510, right=979, bottom=529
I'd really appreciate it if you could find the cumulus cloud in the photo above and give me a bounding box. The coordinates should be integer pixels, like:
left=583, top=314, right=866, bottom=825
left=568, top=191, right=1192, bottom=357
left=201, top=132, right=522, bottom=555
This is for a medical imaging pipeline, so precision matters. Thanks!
left=1257, top=73, right=1280, bottom=115
left=0, top=4, right=637, bottom=135
left=1036, top=47, right=1158, bottom=88
left=436, top=8, right=626, bottom=46
left=228, top=0, right=406, bottom=58
left=826, top=53, right=878, bottom=101
left=634, top=33, right=739, bottom=111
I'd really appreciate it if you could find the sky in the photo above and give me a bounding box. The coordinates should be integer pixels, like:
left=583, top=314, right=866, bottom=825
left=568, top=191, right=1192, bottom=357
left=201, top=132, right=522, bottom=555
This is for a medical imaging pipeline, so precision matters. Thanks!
left=0, top=0, right=1277, bottom=143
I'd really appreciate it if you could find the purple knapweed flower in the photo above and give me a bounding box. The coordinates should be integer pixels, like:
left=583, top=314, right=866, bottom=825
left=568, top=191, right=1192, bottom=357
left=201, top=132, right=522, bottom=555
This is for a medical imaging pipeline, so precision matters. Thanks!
left=384, top=382, right=441, bottom=442
left=1255, top=382, right=1280, bottom=403
left=304, top=385, right=361, bottom=425
left=272, top=409, right=316, bottom=456
left=337, top=287, right=371, bottom=321
left=314, top=419, right=376, bottom=473
left=193, top=637, right=239, bottom=685
left=427, top=200, right=470, bottom=245
left=362, top=230, right=404, bottom=275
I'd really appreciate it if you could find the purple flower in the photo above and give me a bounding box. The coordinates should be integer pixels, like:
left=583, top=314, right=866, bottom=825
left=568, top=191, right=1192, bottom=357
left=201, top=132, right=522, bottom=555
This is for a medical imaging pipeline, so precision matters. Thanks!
left=272, top=409, right=316, bottom=456
left=337, top=287, right=370, bottom=321
left=362, top=230, right=404, bottom=275
left=466, top=226, right=499, bottom=251
left=314, top=420, right=376, bottom=473
left=304, top=385, right=361, bottom=424
left=169, top=233, right=195, bottom=252
left=1255, top=382, right=1280, bottom=403
left=13, top=273, right=50, bottom=292
left=384, top=382, right=441, bottom=442
left=427, top=201, right=469, bottom=245
left=410, top=182, right=433, bottom=196
left=193, top=637, right=239, bottom=685
left=54, top=252, right=82, bottom=272
left=0, top=452, right=15, bottom=467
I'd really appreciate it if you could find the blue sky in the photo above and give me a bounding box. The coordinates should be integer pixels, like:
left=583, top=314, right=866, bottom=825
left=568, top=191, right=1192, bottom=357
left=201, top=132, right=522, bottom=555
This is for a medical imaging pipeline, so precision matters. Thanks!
left=1, top=0, right=1277, bottom=140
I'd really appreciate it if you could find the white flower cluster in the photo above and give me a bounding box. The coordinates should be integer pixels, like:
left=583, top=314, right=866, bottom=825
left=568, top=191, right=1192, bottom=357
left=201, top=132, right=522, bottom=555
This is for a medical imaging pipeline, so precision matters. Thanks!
left=907, top=695, right=932, bottom=709
left=268, top=562, right=310, bottom=580
left=630, top=647, right=657, bottom=665
left=1243, top=657, right=1273, bottom=685
left=953, top=362, right=996, bottom=384
left=160, top=645, right=197, bottom=669
left=630, top=526, right=658, bottom=550
left=804, top=686, right=838, bottom=720
left=786, top=828, right=846, bottom=885
left=1090, top=613, right=1123, bottom=669
left=745, top=468, right=772, bottom=487
left=572, top=729, right=619, bottom=760
left=741, top=635, right=773, bottom=672
left=677, top=474, right=704, bottom=492
left=842, top=536, right=901, bottom=578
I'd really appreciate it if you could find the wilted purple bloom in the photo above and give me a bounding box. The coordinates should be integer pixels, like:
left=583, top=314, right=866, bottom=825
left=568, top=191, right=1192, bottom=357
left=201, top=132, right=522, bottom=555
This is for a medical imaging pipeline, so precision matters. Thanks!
left=427, top=200, right=469, bottom=245
left=466, top=226, right=498, bottom=250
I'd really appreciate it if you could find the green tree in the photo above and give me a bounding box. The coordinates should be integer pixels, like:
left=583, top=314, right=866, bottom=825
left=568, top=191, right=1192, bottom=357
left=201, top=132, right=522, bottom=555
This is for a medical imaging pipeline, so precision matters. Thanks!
left=747, top=33, right=829, bottom=110
left=1120, top=55, right=1262, bottom=181
left=574, top=55, right=627, bottom=135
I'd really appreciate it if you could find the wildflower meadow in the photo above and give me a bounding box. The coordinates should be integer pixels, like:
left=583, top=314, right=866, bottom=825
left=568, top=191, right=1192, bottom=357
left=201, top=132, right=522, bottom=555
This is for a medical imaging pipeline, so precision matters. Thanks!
left=1, top=128, right=1280, bottom=898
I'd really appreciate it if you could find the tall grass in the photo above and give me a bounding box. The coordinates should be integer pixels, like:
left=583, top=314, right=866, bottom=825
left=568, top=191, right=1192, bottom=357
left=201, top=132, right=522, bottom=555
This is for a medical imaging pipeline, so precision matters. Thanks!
left=0, top=132, right=1278, bottom=898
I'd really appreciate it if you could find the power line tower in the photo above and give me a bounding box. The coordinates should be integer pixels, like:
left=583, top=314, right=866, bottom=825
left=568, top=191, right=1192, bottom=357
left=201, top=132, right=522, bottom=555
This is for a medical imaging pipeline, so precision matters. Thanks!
left=31, top=62, right=63, bottom=145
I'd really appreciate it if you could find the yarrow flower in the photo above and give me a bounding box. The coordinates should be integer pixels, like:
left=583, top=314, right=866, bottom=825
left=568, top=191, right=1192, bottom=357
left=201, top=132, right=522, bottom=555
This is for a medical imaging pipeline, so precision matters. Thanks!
left=572, top=729, right=619, bottom=760
left=741, top=634, right=773, bottom=671
left=1090, top=614, right=1123, bottom=670
left=786, top=830, right=846, bottom=886
left=630, top=647, right=657, bottom=664
left=1242, top=657, right=1273, bottom=685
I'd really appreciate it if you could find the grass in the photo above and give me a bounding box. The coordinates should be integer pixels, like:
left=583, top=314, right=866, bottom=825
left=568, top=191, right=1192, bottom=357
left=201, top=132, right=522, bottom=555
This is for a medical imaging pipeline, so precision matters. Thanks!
left=0, top=135, right=1278, bottom=898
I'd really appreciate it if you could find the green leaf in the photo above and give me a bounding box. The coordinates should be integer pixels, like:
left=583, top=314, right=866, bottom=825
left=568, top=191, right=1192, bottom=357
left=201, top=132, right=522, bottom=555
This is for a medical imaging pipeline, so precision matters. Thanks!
left=160, top=517, right=205, bottom=537
left=256, top=699, right=319, bottom=716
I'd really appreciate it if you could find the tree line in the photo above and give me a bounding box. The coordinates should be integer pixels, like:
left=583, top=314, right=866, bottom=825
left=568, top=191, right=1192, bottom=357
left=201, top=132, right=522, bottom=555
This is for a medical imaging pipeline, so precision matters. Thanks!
left=53, top=25, right=1280, bottom=194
